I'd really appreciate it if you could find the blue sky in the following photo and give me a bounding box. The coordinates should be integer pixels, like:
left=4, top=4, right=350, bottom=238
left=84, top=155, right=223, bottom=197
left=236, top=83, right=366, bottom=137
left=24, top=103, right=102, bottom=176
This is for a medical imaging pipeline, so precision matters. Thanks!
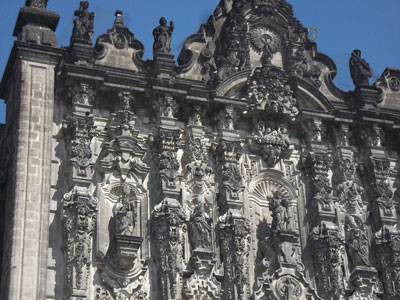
left=1, top=0, right=399, bottom=124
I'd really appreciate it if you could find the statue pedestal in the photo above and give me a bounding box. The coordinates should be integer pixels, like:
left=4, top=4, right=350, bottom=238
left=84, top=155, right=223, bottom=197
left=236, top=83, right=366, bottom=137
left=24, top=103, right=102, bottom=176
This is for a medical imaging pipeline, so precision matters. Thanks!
left=111, top=235, right=143, bottom=271
left=69, top=40, right=94, bottom=64
left=350, top=266, right=382, bottom=298
left=152, top=53, right=176, bottom=81
left=354, top=85, right=382, bottom=108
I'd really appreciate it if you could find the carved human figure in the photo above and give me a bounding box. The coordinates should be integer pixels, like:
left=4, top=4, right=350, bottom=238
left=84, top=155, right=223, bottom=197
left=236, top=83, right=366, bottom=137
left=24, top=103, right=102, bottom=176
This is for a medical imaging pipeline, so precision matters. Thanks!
left=269, top=191, right=290, bottom=232
left=336, top=180, right=364, bottom=216
left=349, top=49, right=372, bottom=87
left=153, top=17, right=174, bottom=54
left=345, top=217, right=371, bottom=267
left=71, top=1, right=94, bottom=43
left=189, top=195, right=212, bottom=251
left=115, top=186, right=137, bottom=236
left=26, top=0, right=47, bottom=8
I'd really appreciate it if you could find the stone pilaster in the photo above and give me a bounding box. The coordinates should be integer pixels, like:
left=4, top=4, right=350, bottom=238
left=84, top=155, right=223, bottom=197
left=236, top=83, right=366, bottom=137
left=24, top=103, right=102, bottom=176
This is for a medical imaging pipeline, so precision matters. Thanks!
left=0, top=4, right=62, bottom=296
left=62, top=82, right=98, bottom=299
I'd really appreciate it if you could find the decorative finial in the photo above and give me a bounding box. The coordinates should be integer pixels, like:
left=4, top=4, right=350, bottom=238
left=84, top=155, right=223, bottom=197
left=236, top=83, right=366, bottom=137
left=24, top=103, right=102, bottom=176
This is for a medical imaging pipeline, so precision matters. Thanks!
left=349, top=49, right=372, bottom=87
left=70, top=1, right=94, bottom=44
left=25, top=0, right=48, bottom=9
left=114, top=10, right=125, bottom=27
left=152, top=17, right=174, bottom=54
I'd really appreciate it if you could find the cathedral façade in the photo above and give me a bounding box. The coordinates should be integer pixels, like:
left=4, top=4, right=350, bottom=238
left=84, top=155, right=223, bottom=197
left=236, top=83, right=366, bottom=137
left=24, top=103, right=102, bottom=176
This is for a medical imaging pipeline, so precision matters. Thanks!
left=0, top=0, right=399, bottom=299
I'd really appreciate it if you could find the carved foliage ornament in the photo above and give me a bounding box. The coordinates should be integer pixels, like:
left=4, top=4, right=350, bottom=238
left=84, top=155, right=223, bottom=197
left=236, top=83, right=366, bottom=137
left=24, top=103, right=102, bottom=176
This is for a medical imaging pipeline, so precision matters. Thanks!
left=63, top=187, right=98, bottom=293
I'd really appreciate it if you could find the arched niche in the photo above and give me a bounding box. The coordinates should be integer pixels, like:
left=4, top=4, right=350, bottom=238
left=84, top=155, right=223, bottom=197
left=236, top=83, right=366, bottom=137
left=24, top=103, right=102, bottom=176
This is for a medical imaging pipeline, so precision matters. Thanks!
left=247, top=170, right=300, bottom=251
left=95, top=181, right=149, bottom=260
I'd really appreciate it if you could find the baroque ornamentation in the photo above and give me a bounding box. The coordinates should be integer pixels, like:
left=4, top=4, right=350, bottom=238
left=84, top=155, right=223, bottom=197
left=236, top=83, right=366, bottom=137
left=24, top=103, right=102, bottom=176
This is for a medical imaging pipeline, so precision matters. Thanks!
left=349, top=49, right=372, bottom=87
left=290, top=48, right=322, bottom=88
left=70, top=82, right=96, bottom=106
left=246, top=61, right=299, bottom=117
left=219, top=209, right=251, bottom=300
left=152, top=199, right=186, bottom=300
left=249, top=121, right=290, bottom=167
left=153, top=17, right=174, bottom=54
left=311, top=222, right=345, bottom=299
left=375, top=227, right=400, bottom=297
left=62, top=187, right=98, bottom=295
left=71, top=1, right=94, bottom=44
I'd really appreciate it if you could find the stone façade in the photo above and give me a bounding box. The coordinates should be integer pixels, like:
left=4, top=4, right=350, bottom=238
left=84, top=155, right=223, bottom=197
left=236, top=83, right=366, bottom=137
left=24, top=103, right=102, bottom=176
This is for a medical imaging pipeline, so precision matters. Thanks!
left=0, top=0, right=400, bottom=299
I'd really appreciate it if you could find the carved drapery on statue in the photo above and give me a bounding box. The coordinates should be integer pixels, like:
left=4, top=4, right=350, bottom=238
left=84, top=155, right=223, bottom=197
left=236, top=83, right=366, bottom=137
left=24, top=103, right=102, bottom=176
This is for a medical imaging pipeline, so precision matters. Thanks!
left=153, top=17, right=174, bottom=54
left=349, top=49, right=372, bottom=87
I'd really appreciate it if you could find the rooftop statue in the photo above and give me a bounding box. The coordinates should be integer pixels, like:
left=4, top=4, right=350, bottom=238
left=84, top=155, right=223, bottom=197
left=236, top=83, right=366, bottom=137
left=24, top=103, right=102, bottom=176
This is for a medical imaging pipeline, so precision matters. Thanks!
left=71, top=1, right=94, bottom=43
left=25, top=0, right=48, bottom=9
left=349, top=49, right=372, bottom=87
left=153, top=17, right=174, bottom=54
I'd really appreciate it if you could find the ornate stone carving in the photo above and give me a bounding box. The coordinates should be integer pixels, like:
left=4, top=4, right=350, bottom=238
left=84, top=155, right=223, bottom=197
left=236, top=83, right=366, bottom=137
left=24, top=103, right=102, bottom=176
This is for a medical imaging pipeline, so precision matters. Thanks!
left=219, top=209, right=251, bottom=300
left=153, top=17, right=174, bottom=54
left=290, top=48, right=322, bottom=88
left=152, top=199, right=186, bottom=300
left=249, top=121, right=290, bottom=167
left=71, top=1, right=94, bottom=44
left=64, top=112, right=96, bottom=180
left=96, top=10, right=143, bottom=51
left=62, top=187, right=98, bottom=296
left=335, top=161, right=364, bottom=216
left=375, top=227, right=400, bottom=297
left=183, top=251, right=222, bottom=300
left=311, top=222, right=345, bottom=299
left=249, top=27, right=280, bottom=57
left=215, top=2, right=249, bottom=81
left=349, top=49, right=372, bottom=87
left=246, top=61, right=299, bottom=117
left=70, top=82, right=96, bottom=106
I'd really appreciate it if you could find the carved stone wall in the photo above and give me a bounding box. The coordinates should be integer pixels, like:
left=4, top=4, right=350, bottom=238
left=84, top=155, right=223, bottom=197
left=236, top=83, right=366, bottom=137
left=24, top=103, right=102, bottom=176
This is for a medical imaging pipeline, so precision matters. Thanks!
left=0, top=0, right=400, bottom=300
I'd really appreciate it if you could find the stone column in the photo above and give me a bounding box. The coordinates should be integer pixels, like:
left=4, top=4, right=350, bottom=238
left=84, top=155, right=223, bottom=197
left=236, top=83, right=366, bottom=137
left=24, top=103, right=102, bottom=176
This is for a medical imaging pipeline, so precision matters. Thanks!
left=0, top=2, right=61, bottom=299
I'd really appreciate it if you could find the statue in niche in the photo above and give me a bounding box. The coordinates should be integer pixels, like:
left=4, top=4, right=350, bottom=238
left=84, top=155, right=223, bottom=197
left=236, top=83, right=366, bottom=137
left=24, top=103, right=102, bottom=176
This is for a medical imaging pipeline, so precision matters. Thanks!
left=269, top=191, right=290, bottom=232
left=115, top=185, right=137, bottom=236
left=336, top=180, right=364, bottom=216
left=188, top=195, right=212, bottom=251
left=345, top=216, right=371, bottom=267
left=153, top=17, right=174, bottom=54
left=71, top=1, right=94, bottom=43
left=349, top=49, right=372, bottom=87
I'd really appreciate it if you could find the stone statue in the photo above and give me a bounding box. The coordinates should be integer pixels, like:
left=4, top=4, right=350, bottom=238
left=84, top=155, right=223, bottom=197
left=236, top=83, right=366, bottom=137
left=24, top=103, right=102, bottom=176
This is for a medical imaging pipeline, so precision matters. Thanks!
left=269, top=191, right=290, bottom=232
left=188, top=195, right=212, bottom=251
left=349, top=49, right=372, bottom=87
left=26, top=0, right=47, bottom=9
left=71, top=1, right=94, bottom=43
left=346, top=217, right=371, bottom=267
left=115, top=186, right=136, bottom=236
left=153, top=17, right=174, bottom=54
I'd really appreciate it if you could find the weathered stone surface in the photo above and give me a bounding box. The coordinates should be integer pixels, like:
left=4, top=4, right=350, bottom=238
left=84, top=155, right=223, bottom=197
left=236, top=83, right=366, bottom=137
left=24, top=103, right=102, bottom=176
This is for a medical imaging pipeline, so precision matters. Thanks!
left=1, top=1, right=400, bottom=299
